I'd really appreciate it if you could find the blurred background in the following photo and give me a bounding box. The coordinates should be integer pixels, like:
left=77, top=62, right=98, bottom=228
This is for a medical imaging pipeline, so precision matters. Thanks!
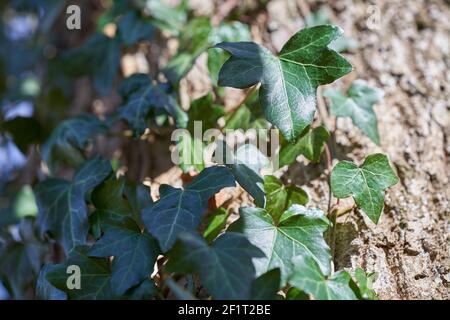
left=0, top=0, right=448, bottom=299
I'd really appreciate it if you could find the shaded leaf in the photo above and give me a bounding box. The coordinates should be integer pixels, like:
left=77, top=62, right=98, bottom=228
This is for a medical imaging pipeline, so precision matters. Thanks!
left=41, top=113, right=106, bottom=172
left=46, top=246, right=113, bottom=300
left=251, top=268, right=281, bottom=300
left=142, top=166, right=235, bottom=251
left=324, top=80, right=384, bottom=144
left=117, top=11, right=155, bottom=46
left=166, top=232, right=264, bottom=299
left=215, top=25, right=352, bottom=141
left=279, top=125, right=329, bottom=166
left=330, top=153, right=398, bottom=223
left=35, top=156, right=111, bottom=253
left=264, top=175, right=308, bottom=222
left=88, top=218, right=160, bottom=295
left=36, top=264, right=67, bottom=300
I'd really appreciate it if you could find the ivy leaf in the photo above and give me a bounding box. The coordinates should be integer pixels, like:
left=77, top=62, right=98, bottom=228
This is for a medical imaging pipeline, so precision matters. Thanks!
left=216, top=142, right=269, bottom=207
left=177, top=93, right=224, bottom=172
left=350, top=267, right=378, bottom=300
left=166, top=232, right=264, bottom=300
left=230, top=206, right=330, bottom=284
left=215, top=25, right=352, bottom=141
left=203, top=208, right=229, bottom=243
left=117, top=11, right=155, bottom=46
left=46, top=246, right=114, bottom=300
left=88, top=218, right=160, bottom=296
left=250, top=268, right=281, bottom=300
left=61, top=33, right=120, bottom=96
left=41, top=113, right=106, bottom=172
left=324, top=80, right=384, bottom=144
left=89, top=176, right=150, bottom=236
left=279, top=125, right=330, bottom=166
left=142, top=166, right=235, bottom=251
left=35, top=156, right=112, bottom=253
left=330, top=153, right=399, bottom=223
left=117, top=74, right=188, bottom=136
left=264, top=175, right=308, bottom=222
left=123, top=279, right=157, bottom=300
left=36, top=264, right=67, bottom=300
left=289, top=253, right=356, bottom=300
left=142, top=0, right=187, bottom=35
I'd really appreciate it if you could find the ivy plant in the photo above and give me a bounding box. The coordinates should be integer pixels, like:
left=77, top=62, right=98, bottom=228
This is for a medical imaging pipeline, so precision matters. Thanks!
left=0, top=1, right=399, bottom=301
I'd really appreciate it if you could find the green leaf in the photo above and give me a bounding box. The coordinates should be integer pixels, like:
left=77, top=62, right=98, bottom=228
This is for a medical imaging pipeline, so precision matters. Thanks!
left=117, top=74, right=188, bottom=136
left=330, top=153, right=399, bottom=223
left=46, top=246, right=114, bottom=300
left=142, top=166, right=235, bottom=251
left=117, top=11, right=155, bottom=46
left=165, top=278, right=196, bottom=300
left=230, top=206, right=330, bottom=284
left=89, top=176, right=150, bottom=236
left=61, top=33, right=121, bottom=96
left=36, top=264, right=67, bottom=300
left=215, top=25, right=352, bottom=141
left=123, top=278, right=157, bottom=300
left=351, top=267, right=378, bottom=300
left=250, top=268, right=281, bottom=300
left=41, top=113, right=106, bottom=172
left=217, top=142, right=269, bottom=207
left=35, top=156, right=112, bottom=253
left=142, top=0, right=187, bottom=35
left=203, top=208, right=229, bottom=243
left=1, top=116, right=42, bottom=153
left=324, top=80, right=384, bottom=144
left=279, top=125, right=330, bottom=166
left=264, top=175, right=308, bottom=222
left=166, top=232, right=264, bottom=299
left=0, top=242, right=45, bottom=299
left=289, top=253, right=356, bottom=300
left=0, top=185, right=38, bottom=227
left=88, top=218, right=160, bottom=295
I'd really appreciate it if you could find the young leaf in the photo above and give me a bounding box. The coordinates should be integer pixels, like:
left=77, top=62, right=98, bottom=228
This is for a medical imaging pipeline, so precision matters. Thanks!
left=35, top=156, right=111, bottom=253
left=166, top=232, right=264, bottom=300
left=230, top=206, right=330, bottom=284
left=141, top=166, right=235, bottom=251
left=117, top=74, right=188, bottom=137
left=250, top=268, right=281, bottom=300
left=88, top=218, right=160, bottom=295
left=203, top=208, right=229, bottom=243
left=324, top=80, right=384, bottom=144
left=350, top=267, right=378, bottom=300
left=264, top=175, right=308, bottom=222
left=215, top=25, right=352, bottom=141
left=41, top=113, right=106, bottom=172
left=330, top=153, right=399, bottom=223
left=46, top=246, right=114, bottom=300
left=279, top=125, right=330, bottom=166
left=289, top=253, right=356, bottom=300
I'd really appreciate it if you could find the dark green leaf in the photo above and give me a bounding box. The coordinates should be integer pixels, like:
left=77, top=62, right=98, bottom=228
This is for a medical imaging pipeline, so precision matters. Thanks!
left=289, top=253, right=356, bottom=300
left=330, top=153, right=398, bottom=223
left=36, top=264, right=67, bottom=300
left=1, top=116, right=42, bottom=153
left=118, top=11, right=155, bottom=46
left=46, top=246, right=114, bottom=300
left=324, top=80, right=384, bottom=144
left=142, top=166, right=235, bottom=251
left=123, top=278, right=157, bottom=300
left=230, top=206, right=330, bottom=284
left=264, top=175, right=308, bottom=222
left=166, top=232, right=264, bottom=299
left=41, top=113, right=106, bottom=172
left=215, top=25, right=352, bottom=141
left=88, top=218, right=160, bottom=295
left=35, top=156, right=111, bottom=253
left=279, top=125, right=330, bottom=166
left=251, top=268, right=281, bottom=300
left=165, top=278, right=196, bottom=300
left=117, top=74, right=188, bottom=136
